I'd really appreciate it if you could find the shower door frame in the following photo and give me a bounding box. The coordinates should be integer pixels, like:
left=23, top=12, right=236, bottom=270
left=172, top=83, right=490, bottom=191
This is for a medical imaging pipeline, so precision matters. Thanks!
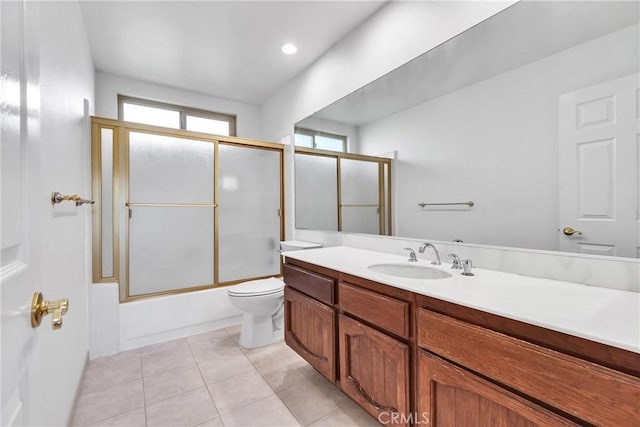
left=294, top=147, right=393, bottom=235
left=91, top=117, right=285, bottom=303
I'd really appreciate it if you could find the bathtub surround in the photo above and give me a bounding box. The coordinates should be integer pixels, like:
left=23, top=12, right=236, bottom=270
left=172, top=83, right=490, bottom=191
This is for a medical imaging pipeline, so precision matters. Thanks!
left=90, top=284, right=242, bottom=358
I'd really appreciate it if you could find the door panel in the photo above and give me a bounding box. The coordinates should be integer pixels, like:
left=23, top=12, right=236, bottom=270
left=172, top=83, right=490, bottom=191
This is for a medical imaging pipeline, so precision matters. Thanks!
left=1, top=1, right=40, bottom=424
left=126, top=131, right=215, bottom=297
left=417, top=351, right=579, bottom=426
left=217, top=144, right=281, bottom=282
left=338, top=314, right=409, bottom=425
left=128, top=131, right=214, bottom=204
left=2, top=1, right=92, bottom=425
left=284, top=287, right=335, bottom=382
left=559, top=74, right=640, bottom=257
left=128, top=206, right=214, bottom=295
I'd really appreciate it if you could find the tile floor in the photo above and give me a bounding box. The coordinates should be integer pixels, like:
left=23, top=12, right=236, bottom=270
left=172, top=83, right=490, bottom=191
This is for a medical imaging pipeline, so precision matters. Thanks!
left=72, top=325, right=376, bottom=426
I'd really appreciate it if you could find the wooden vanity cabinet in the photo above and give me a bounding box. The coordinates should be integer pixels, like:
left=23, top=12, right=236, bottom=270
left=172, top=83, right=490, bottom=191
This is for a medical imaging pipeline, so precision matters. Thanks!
left=283, top=262, right=337, bottom=382
left=415, top=302, right=640, bottom=426
left=284, top=260, right=640, bottom=426
left=337, top=278, right=413, bottom=426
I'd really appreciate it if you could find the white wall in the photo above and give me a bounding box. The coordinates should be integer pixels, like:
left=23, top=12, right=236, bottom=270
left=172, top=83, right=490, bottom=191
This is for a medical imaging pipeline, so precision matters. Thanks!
left=37, top=1, right=95, bottom=425
left=357, top=24, right=639, bottom=252
left=261, top=0, right=516, bottom=141
left=95, top=72, right=263, bottom=140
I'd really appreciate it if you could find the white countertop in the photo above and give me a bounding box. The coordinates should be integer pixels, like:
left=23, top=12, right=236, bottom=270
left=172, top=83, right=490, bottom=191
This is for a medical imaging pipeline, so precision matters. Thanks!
left=282, top=246, right=640, bottom=353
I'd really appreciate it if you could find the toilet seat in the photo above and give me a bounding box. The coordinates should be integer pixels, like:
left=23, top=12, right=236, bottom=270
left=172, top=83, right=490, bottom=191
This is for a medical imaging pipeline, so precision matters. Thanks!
left=228, top=277, right=284, bottom=297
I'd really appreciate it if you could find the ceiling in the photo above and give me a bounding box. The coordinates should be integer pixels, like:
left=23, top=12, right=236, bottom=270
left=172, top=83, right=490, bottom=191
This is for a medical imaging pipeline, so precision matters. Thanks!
left=79, top=1, right=387, bottom=105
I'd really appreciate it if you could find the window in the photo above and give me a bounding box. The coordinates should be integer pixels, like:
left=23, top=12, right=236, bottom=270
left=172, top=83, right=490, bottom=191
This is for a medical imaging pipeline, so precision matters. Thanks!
left=118, top=95, right=236, bottom=136
left=294, top=128, right=346, bottom=152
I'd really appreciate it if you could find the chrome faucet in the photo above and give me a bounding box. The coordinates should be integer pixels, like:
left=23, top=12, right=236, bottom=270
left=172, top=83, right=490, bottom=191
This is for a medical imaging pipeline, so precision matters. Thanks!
left=403, top=248, right=418, bottom=262
left=447, top=253, right=463, bottom=269
left=418, top=242, right=441, bottom=265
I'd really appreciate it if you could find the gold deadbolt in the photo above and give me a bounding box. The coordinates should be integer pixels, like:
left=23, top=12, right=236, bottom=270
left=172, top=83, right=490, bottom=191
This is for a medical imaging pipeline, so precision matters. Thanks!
left=562, top=227, right=583, bottom=236
left=31, top=292, right=69, bottom=330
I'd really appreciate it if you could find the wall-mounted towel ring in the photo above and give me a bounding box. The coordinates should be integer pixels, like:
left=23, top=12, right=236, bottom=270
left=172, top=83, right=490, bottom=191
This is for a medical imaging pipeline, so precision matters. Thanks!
left=51, top=192, right=94, bottom=207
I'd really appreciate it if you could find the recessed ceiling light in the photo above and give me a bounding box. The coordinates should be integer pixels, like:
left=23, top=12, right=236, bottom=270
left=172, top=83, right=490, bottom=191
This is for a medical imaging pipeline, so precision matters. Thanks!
left=281, top=43, right=298, bottom=55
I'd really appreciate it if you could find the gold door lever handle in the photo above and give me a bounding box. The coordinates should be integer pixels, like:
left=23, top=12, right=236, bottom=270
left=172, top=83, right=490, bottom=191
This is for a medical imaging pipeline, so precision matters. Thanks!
left=31, top=292, right=69, bottom=330
left=562, top=227, right=583, bottom=236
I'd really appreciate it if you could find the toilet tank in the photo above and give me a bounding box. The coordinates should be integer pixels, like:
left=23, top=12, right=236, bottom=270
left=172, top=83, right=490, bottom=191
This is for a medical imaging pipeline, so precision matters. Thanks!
left=279, top=240, right=322, bottom=252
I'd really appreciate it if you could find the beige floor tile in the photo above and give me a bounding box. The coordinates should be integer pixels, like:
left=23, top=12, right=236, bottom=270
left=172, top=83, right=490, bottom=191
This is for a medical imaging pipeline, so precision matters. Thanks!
left=87, top=407, right=146, bottom=427
left=187, top=328, right=230, bottom=345
left=242, top=340, right=300, bottom=368
left=189, top=330, right=239, bottom=362
left=258, top=357, right=321, bottom=392
left=195, top=418, right=225, bottom=427
left=144, top=364, right=205, bottom=405
left=308, top=405, right=377, bottom=427
left=142, top=337, right=191, bottom=355
left=221, top=394, right=301, bottom=427
left=198, top=349, right=254, bottom=384
left=207, top=369, right=274, bottom=414
left=277, top=378, right=340, bottom=426
left=146, top=387, right=219, bottom=427
left=81, top=350, right=142, bottom=394
left=72, top=379, right=144, bottom=426
left=142, top=344, right=196, bottom=377
left=225, top=324, right=241, bottom=345
left=87, top=348, right=141, bottom=369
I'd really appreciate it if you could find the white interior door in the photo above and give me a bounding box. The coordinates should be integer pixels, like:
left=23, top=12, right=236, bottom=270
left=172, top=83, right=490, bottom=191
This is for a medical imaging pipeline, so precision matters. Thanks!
left=559, top=74, right=640, bottom=258
left=2, top=1, right=92, bottom=425
left=1, top=1, right=43, bottom=425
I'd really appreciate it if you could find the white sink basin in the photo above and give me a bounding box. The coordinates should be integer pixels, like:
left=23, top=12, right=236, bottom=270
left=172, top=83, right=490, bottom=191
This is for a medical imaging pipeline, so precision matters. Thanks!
left=367, top=263, right=452, bottom=280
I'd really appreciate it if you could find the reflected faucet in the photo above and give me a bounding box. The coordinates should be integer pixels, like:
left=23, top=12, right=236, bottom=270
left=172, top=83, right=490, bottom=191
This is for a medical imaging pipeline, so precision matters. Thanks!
left=418, top=242, right=441, bottom=265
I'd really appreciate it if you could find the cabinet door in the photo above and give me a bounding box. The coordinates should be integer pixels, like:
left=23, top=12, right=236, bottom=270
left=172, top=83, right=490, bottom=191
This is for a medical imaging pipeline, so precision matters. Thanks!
left=338, top=314, right=410, bottom=426
left=417, top=351, right=579, bottom=427
left=284, top=287, right=335, bottom=382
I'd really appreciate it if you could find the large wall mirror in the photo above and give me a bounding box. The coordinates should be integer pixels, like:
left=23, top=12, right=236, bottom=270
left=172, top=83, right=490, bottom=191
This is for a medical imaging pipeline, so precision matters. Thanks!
left=295, top=0, right=640, bottom=259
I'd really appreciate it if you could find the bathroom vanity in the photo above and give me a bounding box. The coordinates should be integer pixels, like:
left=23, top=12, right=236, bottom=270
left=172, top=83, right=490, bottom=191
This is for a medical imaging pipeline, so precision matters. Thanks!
left=282, top=247, right=640, bottom=426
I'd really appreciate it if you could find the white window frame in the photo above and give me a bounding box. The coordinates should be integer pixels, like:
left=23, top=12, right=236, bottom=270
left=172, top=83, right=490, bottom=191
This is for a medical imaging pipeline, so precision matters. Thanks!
left=118, top=95, right=237, bottom=136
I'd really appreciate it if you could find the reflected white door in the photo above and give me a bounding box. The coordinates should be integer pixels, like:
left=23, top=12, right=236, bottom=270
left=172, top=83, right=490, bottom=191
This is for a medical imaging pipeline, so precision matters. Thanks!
left=558, top=74, right=640, bottom=257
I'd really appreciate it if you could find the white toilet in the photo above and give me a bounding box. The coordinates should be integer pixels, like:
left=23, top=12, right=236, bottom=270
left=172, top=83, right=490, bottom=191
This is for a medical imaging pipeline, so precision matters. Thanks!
left=228, top=240, right=322, bottom=348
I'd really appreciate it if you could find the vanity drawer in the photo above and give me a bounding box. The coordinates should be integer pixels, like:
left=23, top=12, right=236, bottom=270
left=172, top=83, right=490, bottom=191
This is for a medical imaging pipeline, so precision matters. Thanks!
left=416, top=308, right=640, bottom=426
left=339, top=282, right=409, bottom=338
left=283, top=263, right=334, bottom=305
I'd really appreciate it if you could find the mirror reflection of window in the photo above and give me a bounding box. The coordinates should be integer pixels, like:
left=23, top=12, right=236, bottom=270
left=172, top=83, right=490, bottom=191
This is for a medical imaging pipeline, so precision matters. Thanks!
left=294, top=128, right=346, bottom=152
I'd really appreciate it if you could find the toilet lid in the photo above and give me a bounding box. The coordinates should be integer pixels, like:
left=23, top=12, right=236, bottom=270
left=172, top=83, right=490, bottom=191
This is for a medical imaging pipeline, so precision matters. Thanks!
left=228, top=277, right=284, bottom=297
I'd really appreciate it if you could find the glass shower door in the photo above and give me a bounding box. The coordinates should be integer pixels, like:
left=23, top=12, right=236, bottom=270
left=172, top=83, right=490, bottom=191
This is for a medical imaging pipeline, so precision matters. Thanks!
left=127, top=131, right=215, bottom=297
left=217, top=144, right=282, bottom=283
left=340, top=158, right=381, bottom=234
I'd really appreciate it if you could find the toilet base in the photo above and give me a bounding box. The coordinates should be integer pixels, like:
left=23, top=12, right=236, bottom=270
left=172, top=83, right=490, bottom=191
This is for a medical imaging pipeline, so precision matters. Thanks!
left=238, top=313, right=284, bottom=349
